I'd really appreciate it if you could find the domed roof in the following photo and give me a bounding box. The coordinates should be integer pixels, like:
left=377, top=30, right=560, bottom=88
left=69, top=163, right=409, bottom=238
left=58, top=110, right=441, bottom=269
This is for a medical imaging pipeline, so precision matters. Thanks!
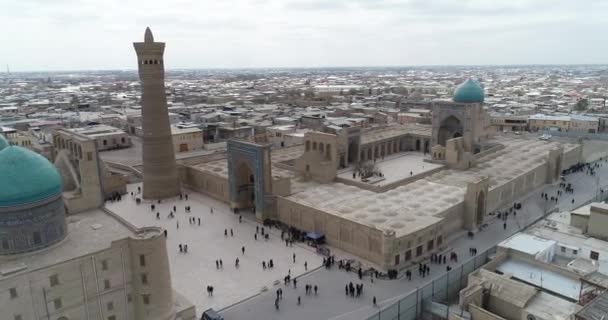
left=0, top=135, right=8, bottom=151
left=0, top=146, right=62, bottom=207
left=453, top=78, right=485, bottom=103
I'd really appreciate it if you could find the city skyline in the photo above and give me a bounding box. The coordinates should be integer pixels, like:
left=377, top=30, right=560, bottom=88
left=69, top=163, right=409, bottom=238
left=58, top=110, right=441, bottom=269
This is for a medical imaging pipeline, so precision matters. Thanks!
left=1, top=0, right=608, bottom=71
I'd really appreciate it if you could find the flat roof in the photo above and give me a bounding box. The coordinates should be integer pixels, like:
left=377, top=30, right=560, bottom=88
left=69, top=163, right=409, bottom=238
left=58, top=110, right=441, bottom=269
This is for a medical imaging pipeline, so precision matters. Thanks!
left=0, top=209, right=134, bottom=280
left=576, top=290, right=608, bottom=320
left=287, top=179, right=464, bottom=237
left=499, top=233, right=556, bottom=256
left=525, top=291, right=578, bottom=320
left=496, top=258, right=581, bottom=300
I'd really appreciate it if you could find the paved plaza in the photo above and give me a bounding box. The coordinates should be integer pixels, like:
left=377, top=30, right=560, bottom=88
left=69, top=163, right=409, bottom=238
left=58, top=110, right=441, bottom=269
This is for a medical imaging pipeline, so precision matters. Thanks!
left=222, top=157, right=608, bottom=320
left=104, top=185, right=323, bottom=315
left=337, top=152, right=442, bottom=186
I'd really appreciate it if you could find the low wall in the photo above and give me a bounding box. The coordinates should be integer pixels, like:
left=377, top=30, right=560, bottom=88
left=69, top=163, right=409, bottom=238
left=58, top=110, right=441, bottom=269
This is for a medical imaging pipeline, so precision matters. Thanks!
left=179, top=165, right=230, bottom=203
left=177, top=152, right=227, bottom=166
left=335, top=165, right=444, bottom=193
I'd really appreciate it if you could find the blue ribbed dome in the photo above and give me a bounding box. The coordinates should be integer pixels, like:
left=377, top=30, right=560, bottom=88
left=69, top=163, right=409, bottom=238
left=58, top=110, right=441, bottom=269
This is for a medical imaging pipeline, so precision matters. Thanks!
left=0, top=146, right=62, bottom=207
left=453, top=79, right=485, bottom=103
left=0, top=135, right=8, bottom=151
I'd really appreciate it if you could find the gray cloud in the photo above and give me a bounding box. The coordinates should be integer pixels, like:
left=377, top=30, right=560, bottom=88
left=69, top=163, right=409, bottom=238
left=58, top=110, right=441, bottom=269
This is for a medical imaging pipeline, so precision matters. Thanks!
left=0, top=0, right=606, bottom=71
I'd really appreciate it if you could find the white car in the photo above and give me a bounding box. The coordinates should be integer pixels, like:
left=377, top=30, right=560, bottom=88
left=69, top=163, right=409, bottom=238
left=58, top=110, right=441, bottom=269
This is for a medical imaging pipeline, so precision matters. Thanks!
left=539, top=134, right=552, bottom=140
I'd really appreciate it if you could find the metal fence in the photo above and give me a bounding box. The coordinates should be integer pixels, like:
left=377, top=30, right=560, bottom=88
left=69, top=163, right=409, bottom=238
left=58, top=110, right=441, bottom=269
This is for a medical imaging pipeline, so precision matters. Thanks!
left=366, top=246, right=497, bottom=320
left=542, top=130, right=608, bottom=141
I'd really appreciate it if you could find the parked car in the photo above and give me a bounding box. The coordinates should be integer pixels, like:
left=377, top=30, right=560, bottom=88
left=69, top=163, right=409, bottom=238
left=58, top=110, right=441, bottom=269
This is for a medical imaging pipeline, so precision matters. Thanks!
left=201, top=308, right=223, bottom=320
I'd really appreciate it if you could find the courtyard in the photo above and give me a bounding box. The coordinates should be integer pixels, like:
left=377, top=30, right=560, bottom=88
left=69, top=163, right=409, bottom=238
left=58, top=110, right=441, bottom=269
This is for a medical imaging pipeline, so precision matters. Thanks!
left=337, top=152, right=442, bottom=186
left=104, top=184, right=323, bottom=315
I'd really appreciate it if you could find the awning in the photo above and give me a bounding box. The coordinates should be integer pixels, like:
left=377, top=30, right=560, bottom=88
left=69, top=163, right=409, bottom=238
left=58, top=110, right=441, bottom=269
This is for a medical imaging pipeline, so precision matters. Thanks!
left=306, top=231, right=324, bottom=240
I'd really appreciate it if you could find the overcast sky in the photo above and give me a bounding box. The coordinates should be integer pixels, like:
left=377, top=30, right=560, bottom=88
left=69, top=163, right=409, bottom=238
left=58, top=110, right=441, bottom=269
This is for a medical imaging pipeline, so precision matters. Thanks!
left=1, top=0, right=607, bottom=71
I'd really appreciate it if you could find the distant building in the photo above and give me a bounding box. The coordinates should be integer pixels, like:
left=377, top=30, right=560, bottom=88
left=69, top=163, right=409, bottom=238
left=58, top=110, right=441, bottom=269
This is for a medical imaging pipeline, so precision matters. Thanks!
left=171, top=125, right=203, bottom=153
left=528, top=114, right=570, bottom=132
left=490, top=114, right=528, bottom=132
left=528, top=114, right=598, bottom=133
left=52, top=128, right=128, bottom=213
left=67, top=124, right=132, bottom=151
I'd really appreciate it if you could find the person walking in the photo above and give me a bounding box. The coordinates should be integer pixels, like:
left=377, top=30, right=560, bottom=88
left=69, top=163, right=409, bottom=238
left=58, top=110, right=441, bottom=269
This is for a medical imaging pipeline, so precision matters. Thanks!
left=373, top=296, right=377, bottom=307
left=297, top=296, right=301, bottom=305
left=314, top=285, right=318, bottom=295
left=293, top=253, right=296, bottom=263
left=304, top=261, right=308, bottom=271
left=293, top=278, right=297, bottom=289
left=242, top=246, right=245, bottom=255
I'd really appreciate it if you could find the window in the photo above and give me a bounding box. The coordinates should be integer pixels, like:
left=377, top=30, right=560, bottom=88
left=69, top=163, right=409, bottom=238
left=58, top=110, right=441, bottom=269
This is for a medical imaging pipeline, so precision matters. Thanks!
left=394, top=254, right=400, bottom=265
left=87, top=152, right=93, bottom=161
left=416, top=245, right=423, bottom=257
left=141, top=273, right=148, bottom=285
left=33, top=232, right=41, bottom=245
left=405, top=250, right=412, bottom=261
left=561, top=246, right=566, bottom=253
left=2, top=239, right=8, bottom=249
left=14, top=315, right=22, bottom=320
left=437, top=235, right=443, bottom=246
left=142, top=294, right=150, bottom=305
left=103, top=140, right=107, bottom=146
left=101, top=259, right=108, bottom=271
left=53, top=298, right=62, bottom=310
left=590, top=251, right=600, bottom=260
left=104, top=279, right=111, bottom=290
left=427, top=239, right=434, bottom=251
left=573, top=249, right=578, bottom=255
left=50, top=274, right=59, bottom=287
left=9, top=287, right=17, bottom=299
left=127, top=293, right=132, bottom=303
left=108, top=316, right=116, bottom=320
left=139, top=254, right=146, bottom=267
left=107, top=301, right=114, bottom=311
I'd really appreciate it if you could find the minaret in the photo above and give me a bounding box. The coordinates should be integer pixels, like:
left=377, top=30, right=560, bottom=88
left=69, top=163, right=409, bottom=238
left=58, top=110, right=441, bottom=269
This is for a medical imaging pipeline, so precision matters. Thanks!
left=134, top=27, right=180, bottom=199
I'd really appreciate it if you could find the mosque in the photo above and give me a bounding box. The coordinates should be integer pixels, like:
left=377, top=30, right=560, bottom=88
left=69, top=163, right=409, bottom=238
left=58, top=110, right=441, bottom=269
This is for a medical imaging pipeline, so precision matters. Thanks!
left=184, top=79, right=582, bottom=269
left=0, top=31, right=195, bottom=320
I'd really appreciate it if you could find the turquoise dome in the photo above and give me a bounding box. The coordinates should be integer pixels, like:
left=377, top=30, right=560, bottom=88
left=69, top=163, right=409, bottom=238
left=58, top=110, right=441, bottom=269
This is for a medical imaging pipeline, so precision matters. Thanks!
left=0, top=135, right=8, bottom=151
left=453, top=79, right=485, bottom=103
left=0, top=146, right=62, bottom=207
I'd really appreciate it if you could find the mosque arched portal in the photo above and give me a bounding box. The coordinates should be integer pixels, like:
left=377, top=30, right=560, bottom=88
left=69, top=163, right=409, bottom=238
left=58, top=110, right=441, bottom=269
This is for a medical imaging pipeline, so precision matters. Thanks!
left=438, top=116, right=464, bottom=146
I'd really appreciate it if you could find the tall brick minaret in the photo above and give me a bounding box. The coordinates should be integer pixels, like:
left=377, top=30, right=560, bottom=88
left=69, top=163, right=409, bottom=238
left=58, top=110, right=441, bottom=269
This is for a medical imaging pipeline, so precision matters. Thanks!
left=134, top=27, right=180, bottom=199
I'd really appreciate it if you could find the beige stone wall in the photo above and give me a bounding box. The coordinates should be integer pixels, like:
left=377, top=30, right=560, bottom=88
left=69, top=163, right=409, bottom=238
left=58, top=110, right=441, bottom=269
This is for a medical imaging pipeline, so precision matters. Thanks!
left=588, top=208, right=608, bottom=240
left=570, top=214, right=589, bottom=231
left=0, top=228, right=183, bottom=320
left=277, top=196, right=386, bottom=266
left=172, top=131, right=203, bottom=153
left=180, top=166, right=229, bottom=203
left=295, top=132, right=339, bottom=183
left=469, top=304, right=508, bottom=320
left=487, top=296, right=521, bottom=320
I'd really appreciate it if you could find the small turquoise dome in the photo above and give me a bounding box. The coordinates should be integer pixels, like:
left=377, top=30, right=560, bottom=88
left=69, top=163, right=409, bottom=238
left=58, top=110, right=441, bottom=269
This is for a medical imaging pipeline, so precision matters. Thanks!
left=453, top=79, right=485, bottom=103
left=0, top=146, right=62, bottom=207
left=0, top=135, right=8, bottom=151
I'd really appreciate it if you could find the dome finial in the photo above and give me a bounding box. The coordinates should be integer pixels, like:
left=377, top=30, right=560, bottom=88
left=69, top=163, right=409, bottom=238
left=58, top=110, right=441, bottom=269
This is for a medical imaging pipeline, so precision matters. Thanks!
left=144, top=27, right=154, bottom=43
